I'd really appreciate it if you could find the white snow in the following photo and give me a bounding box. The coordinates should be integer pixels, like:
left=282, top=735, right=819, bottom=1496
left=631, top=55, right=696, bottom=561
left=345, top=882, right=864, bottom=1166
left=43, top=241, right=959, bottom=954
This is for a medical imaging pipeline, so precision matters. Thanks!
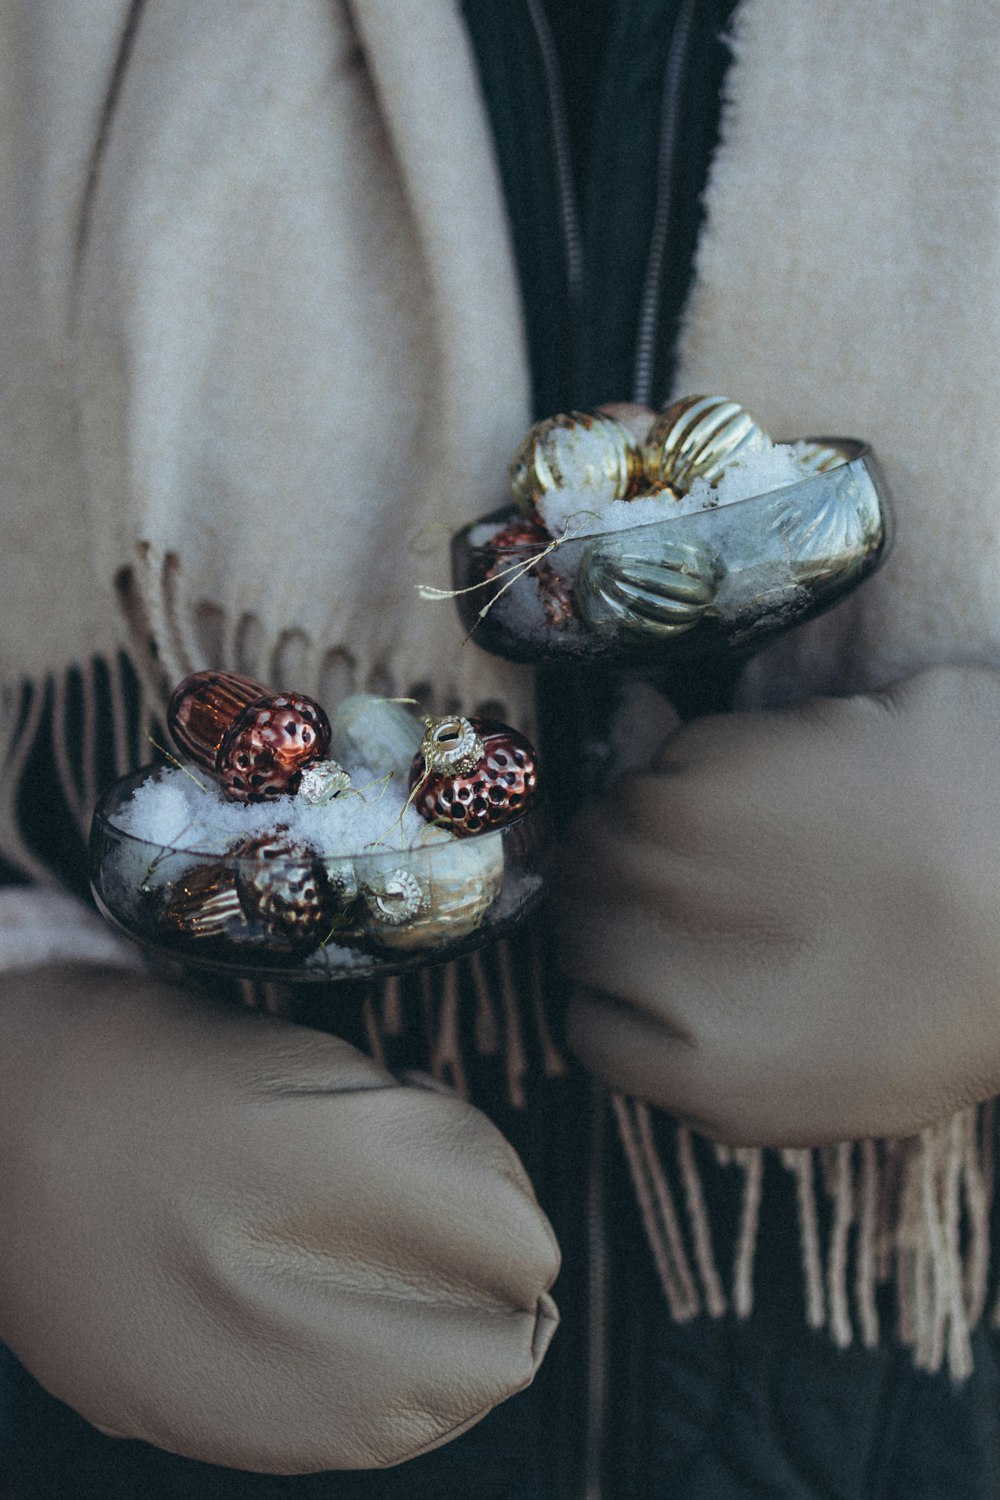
left=113, top=764, right=428, bottom=857
left=537, top=432, right=809, bottom=542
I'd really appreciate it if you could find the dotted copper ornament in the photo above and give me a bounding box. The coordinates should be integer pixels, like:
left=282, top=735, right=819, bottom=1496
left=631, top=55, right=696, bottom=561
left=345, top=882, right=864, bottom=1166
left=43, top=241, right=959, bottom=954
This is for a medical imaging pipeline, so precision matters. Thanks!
left=232, top=834, right=343, bottom=952
left=483, top=519, right=576, bottom=631
left=168, top=671, right=269, bottom=771
left=216, top=694, right=332, bottom=802
left=408, top=716, right=539, bottom=836
left=167, top=670, right=332, bottom=803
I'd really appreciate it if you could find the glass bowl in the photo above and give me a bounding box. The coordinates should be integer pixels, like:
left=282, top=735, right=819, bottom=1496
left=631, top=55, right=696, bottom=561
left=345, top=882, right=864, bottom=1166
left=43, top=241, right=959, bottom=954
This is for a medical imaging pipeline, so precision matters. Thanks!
left=451, top=439, right=891, bottom=673
left=90, top=766, right=547, bottom=983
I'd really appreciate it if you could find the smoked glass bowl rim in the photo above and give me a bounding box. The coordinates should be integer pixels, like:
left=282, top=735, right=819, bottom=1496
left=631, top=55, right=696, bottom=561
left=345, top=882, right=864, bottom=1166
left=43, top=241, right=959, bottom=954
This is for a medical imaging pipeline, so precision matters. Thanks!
left=459, top=437, right=881, bottom=549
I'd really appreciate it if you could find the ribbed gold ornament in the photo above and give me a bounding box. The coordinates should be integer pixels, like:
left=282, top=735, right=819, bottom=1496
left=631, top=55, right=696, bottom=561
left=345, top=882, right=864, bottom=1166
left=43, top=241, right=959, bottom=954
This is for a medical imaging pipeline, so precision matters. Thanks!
left=509, top=410, right=643, bottom=516
left=643, top=395, right=770, bottom=493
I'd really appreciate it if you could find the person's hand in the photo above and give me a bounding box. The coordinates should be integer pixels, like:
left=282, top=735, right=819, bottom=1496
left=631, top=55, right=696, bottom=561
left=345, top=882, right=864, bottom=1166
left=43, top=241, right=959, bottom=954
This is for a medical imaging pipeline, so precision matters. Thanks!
left=555, top=665, right=1000, bottom=1146
left=0, top=967, right=558, bottom=1473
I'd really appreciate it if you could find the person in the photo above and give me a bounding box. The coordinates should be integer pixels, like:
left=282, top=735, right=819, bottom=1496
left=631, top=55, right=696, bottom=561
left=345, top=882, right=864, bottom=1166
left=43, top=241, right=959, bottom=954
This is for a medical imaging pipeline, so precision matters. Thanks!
left=3, top=1, right=1000, bottom=1494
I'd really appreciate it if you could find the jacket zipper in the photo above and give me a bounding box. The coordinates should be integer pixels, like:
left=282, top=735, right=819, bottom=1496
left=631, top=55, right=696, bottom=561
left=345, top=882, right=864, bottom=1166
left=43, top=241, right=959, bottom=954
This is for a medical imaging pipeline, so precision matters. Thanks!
left=632, top=0, right=698, bottom=405
left=584, top=1082, right=609, bottom=1500
left=524, top=0, right=586, bottom=316
left=523, top=6, right=697, bottom=1494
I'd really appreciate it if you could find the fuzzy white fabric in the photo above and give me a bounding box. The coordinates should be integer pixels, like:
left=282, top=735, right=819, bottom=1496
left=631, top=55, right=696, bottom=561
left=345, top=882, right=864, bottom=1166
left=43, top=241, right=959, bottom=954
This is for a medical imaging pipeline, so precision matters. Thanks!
left=0, top=888, right=144, bottom=975
left=1, top=0, right=534, bottom=717
left=676, top=0, right=1000, bottom=705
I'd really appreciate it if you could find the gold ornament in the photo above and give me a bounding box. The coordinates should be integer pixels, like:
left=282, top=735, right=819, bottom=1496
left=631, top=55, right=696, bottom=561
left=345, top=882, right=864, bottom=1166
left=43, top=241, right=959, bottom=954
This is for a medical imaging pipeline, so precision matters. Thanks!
left=358, top=825, right=504, bottom=953
left=509, top=410, right=643, bottom=516
left=643, top=395, right=770, bottom=494
left=576, top=536, right=720, bottom=640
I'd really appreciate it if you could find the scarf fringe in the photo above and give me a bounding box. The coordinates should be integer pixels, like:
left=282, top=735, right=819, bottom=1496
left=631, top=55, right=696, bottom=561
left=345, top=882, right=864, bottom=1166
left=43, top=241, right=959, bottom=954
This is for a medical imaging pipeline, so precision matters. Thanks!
left=0, top=652, right=155, bottom=885
left=116, top=543, right=526, bottom=722
left=612, top=1100, right=994, bottom=1381
left=2, top=648, right=995, bottom=1383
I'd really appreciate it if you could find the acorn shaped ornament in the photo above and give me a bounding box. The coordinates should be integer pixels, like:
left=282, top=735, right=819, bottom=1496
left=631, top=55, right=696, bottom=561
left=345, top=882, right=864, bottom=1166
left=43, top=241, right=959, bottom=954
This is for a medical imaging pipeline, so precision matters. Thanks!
left=408, top=715, right=539, bottom=836
left=162, top=861, right=249, bottom=943
left=167, top=671, right=331, bottom=802
left=167, top=671, right=269, bottom=771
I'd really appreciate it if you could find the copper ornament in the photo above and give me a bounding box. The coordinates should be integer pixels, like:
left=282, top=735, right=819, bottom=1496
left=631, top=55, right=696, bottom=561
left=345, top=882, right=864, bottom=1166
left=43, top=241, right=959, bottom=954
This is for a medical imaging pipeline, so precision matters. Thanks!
left=408, top=715, right=539, bottom=836
left=216, top=694, right=331, bottom=802
left=483, top=519, right=575, bottom=631
left=162, top=861, right=248, bottom=942
left=167, top=671, right=269, bottom=771
left=232, top=833, right=343, bottom=952
left=167, top=670, right=332, bottom=802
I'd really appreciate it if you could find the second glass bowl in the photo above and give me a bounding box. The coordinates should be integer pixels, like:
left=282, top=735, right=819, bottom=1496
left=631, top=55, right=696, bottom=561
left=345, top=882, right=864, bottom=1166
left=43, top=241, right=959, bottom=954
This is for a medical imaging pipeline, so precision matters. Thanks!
left=451, top=439, right=891, bottom=672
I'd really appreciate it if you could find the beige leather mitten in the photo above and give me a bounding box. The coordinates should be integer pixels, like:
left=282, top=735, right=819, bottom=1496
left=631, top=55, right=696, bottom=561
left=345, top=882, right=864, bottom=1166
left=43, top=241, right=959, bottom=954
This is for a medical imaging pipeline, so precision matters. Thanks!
left=556, top=666, right=1000, bottom=1146
left=0, top=965, right=559, bottom=1473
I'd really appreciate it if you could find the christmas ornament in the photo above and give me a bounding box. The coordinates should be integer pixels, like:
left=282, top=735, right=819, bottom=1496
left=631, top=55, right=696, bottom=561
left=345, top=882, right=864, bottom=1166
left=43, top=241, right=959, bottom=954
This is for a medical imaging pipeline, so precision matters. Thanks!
left=358, top=824, right=504, bottom=953
left=408, top=715, right=539, bottom=835
left=168, top=671, right=331, bottom=802
left=167, top=671, right=269, bottom=771
left=483, top=518, right=575, bottom=631
left=509, top=410, right=643, bottom=517
left=232, top=833, right=345, bottom=952
left=643, top=395, right=769, bottom=494
left=327, top=693, right=424, bottom=777
left=576, top=536, right=720, bottom=640
left=162, top=861, right=248, bottom=943
left=217, top=696, right=332, bottom=802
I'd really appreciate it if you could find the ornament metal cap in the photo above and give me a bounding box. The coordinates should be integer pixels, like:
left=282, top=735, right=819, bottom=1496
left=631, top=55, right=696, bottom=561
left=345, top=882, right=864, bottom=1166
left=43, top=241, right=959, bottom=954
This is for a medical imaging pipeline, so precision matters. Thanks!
left=363, top=868, right=427, bottom=926
left=297, top=759, right=353, bottom=805
left=419, top=715, right=485, bottom=777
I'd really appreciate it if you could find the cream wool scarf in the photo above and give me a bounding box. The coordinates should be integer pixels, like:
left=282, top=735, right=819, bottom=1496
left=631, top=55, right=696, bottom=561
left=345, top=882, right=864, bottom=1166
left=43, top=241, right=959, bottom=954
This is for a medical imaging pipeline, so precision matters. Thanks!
left=2, top=0, right=999, bottom=1376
